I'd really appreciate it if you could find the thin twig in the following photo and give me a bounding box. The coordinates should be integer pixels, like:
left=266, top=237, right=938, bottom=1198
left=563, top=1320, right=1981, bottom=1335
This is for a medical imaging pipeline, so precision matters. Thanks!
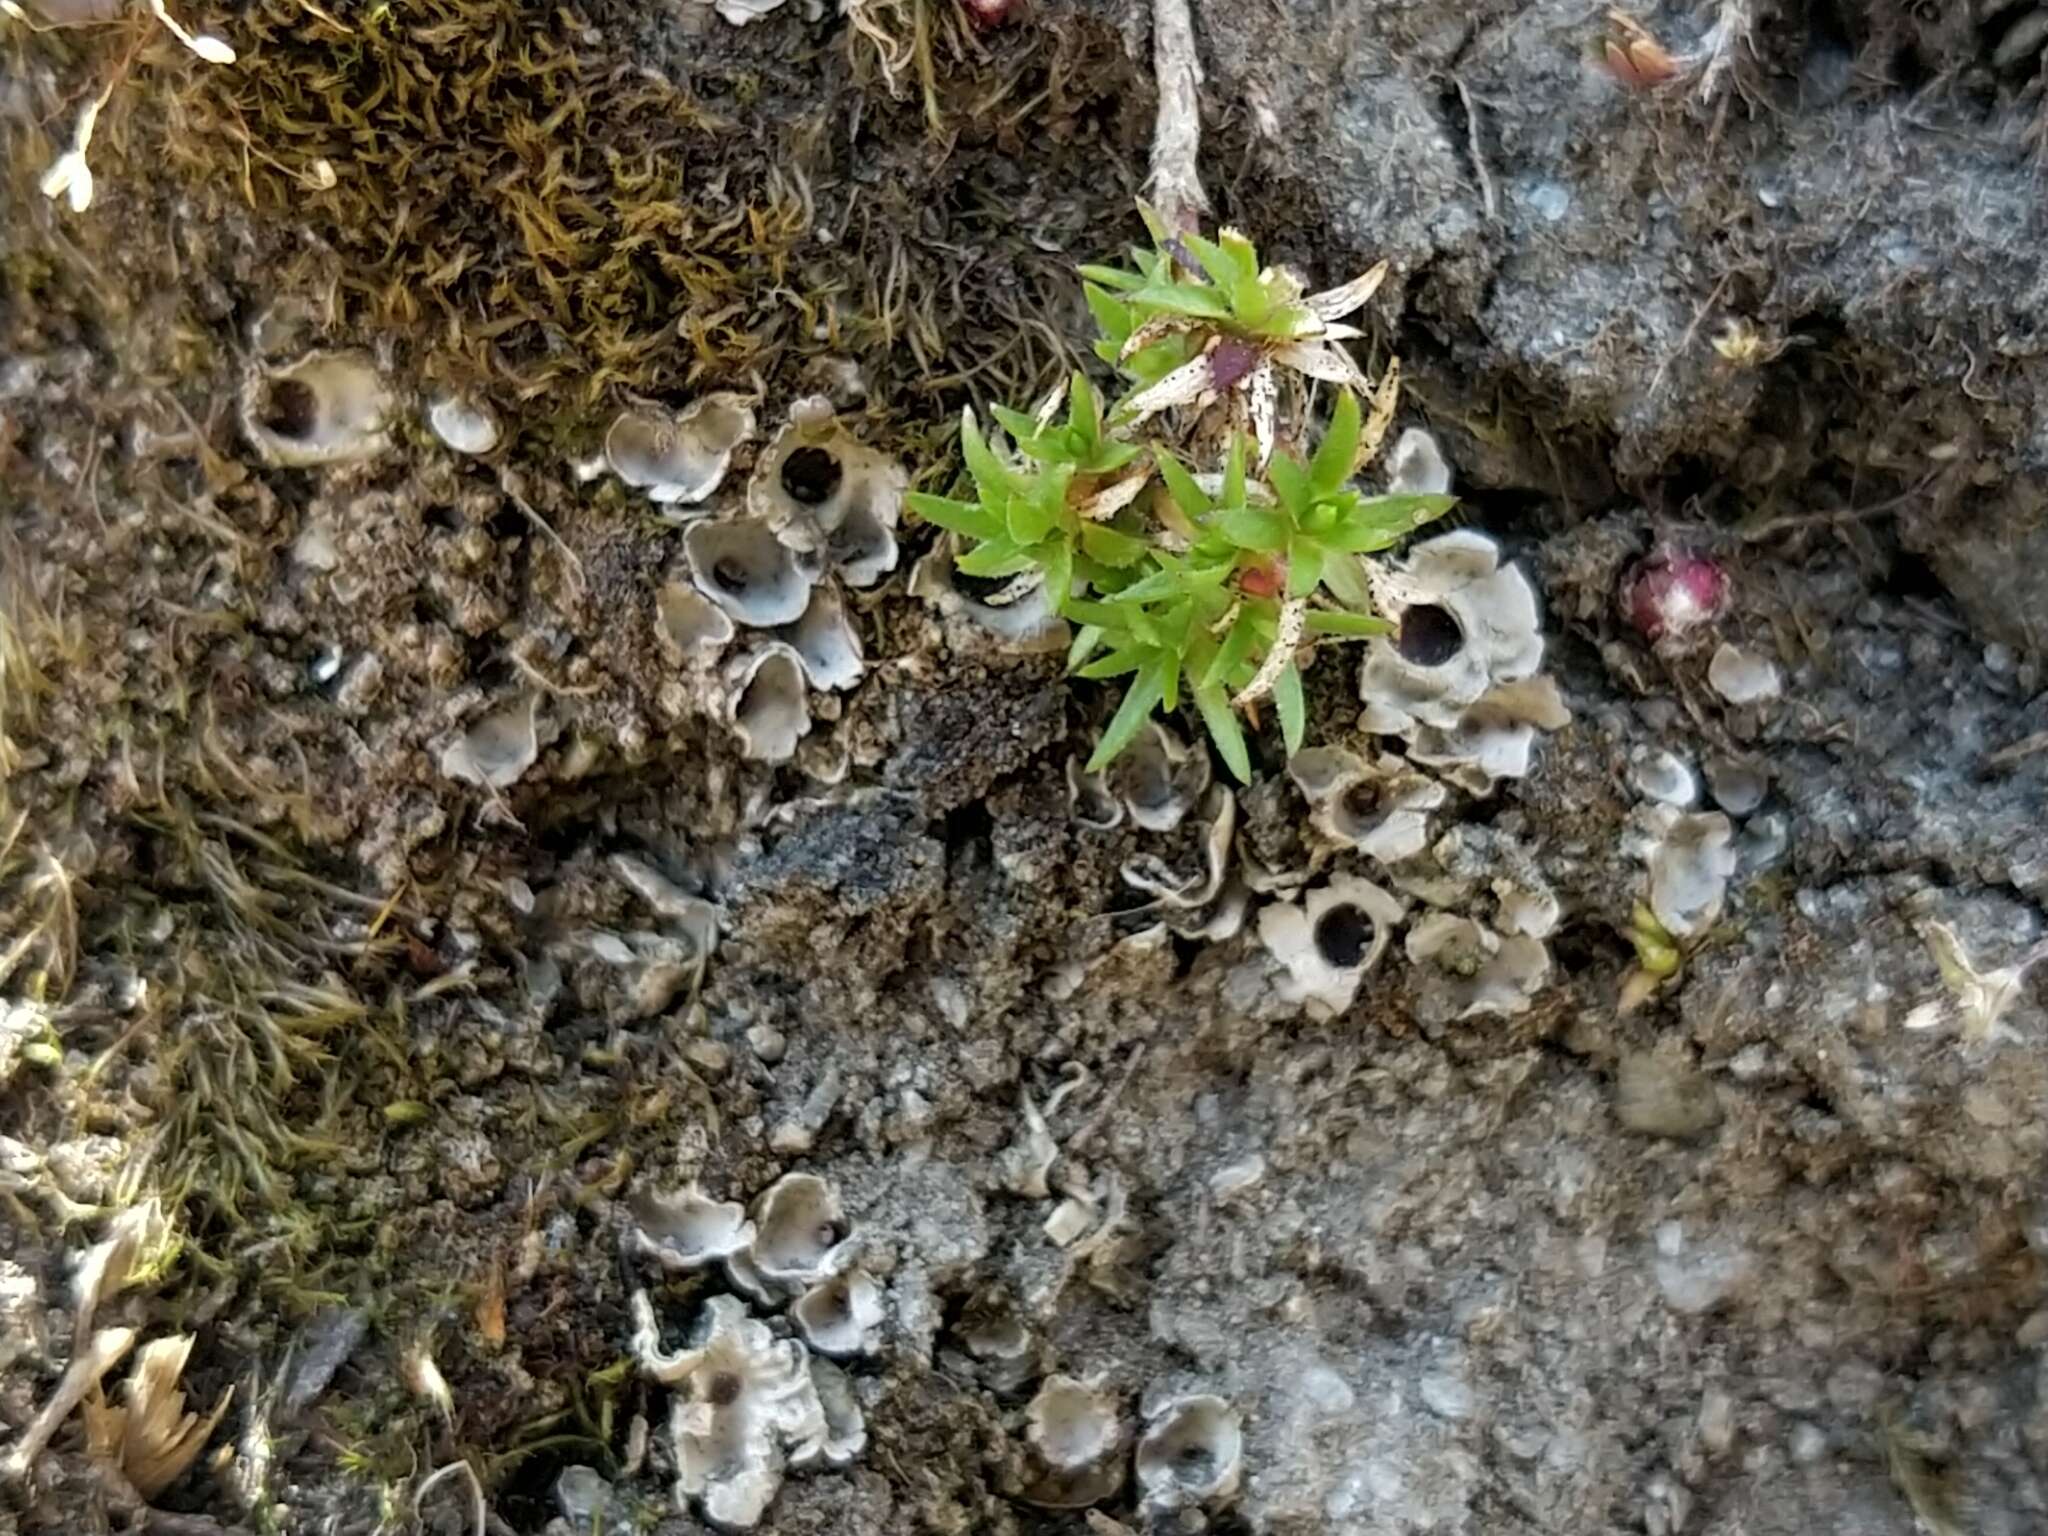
left=1453, top=76, right=1498, bottom=221
left=414, top=1460, right=488, bottom=1536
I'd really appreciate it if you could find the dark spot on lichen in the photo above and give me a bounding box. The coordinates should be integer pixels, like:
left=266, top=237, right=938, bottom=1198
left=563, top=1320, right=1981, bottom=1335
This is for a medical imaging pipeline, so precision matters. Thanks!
left=781, top=446, right=842, bottom=506
left=1341, top=781, right=1380, bottom=823
left=713, top=557, right=751, bottom=592
left=260, top=378, right=319, bottom=440
left=1396, top=603, right=1463, bottom=667
left=1314, top=904, right=1371, bottom=969
left=706, top=1371, right=744, bottom=1407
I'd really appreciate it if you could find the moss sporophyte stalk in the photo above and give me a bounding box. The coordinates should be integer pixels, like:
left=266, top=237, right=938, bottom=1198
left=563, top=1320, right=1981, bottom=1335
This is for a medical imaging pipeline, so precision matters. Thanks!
left=908, top=214, right=1455, bottom=781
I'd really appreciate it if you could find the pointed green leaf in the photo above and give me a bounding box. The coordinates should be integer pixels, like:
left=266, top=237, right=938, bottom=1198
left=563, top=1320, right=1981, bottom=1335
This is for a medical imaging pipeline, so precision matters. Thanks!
left=1078, top=645, right=1146, bottom=680
left=1069, top=372, right=1100, bottom=447
left=1180, top=231, right=1241, bottom=294
left=1130, top=282, right=1234, bottom=321
left=1091, top=440, right=1144, bottom=472
left=906, top=492, right=1004, bottom=542
left=961, top=410, right=1018, bottom=503
left=1084, top=284, right=1134, bottom=346
left=1275, top=663, right=1306, bottom=756
left=1087, top=660, right=1169, bottom=772
left=990, top=404, right=1044, bottom=443
left=1215, top=507, right=1290, bottom=552
left=1267, top=452, right=1313, bottom=519
left=1322, top=494, right=1458, bottom=552
left=1154, top=453, right=1212, bottom=519
left=1067, top=624, right=1105, bottom=673
left=1006, top=494, right=1056, bottom=546
left=1125, top=339, right=1192, bottom=385
left=1217, top=228, right=1261, bottom=287
left=1310, top=391, right=1362, bottom=495
left=955, top=538, right=1036, bottom=579
left=1109, top=567, right=1183, bottom=605
left=1063, top=597, right=1130, bottom=628
left=1136, top=200, right=1172, bottom=248
left=1013, top=435, right=1071, bottom=465
left=1222, top=434, right=1248, bottom=510
left=1080, top=523, right=1148, bottom=568
left=1039, top=537, right=1074, bottom=614
left=1305, top=609, right=1392, bottom=637
left=1078, top=264, right=1144, bottom=292
left=1320, top=551, right=1375, bottom=608
left=1194, top=682, right=1252, bottom=783
left=1287, top=536, right=1327, bottom=599
left=1202, top=608, right=1259, bottom=689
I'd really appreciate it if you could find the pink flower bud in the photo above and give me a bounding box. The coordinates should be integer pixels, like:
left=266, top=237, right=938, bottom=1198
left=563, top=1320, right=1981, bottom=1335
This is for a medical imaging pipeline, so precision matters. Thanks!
left=960, top=0, right=1011, bottom=27
left=1623, top=549, right=1728, bottom=645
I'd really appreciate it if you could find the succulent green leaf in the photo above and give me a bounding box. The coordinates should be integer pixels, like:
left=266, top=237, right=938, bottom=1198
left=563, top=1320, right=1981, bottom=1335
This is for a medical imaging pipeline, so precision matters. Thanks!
left=1078, top=645, right=1146, bottom=680
left=1067, top=624, right=1106, bottom=673
left=1305, top=609, right=1392, bottom=637
left=1064, top=597, right=1130, bottom=628
left=1069, top=372, right=1100, bottom=446
left=990, top=403, right=1044, bottom=444
left=1310, top=390, right=1362, bottom=494
left=1322, top=493, right=1458, bottom=552
left=1155, top=453, right=1212, bottom=519
left=1078, top=264, right=1144, bottom=293
left=1320, top=551, right=1376, bottom=609
left=1091, top=440, right=1144, bottom=472
left=1080, top=523, right=1149, bottom=568
left=1287, top=536, right=1327, bottom=599
left=954, top=538, right=1036, bottom=579
left=961, top=411, right=1018, bottom=503
left=1195, top=682, right=1252, bottom=783
left=1217, top=228, right=1261, bottom=287
left=1039, top=537, right=1074, bottom=614
left=1266, top=452, right=1313, bottom=518
left=1202, top=608, right=1259, bottom=689
left=1130, top=282, right=1234, bottom=321
left=1006, top=493, right=1057, bottom=546
left=1107, top=565, right=1186, bottom=605
left=1087, top=658, right=1170, bottom=772
left=1180, top=231, right=1241, bottom=294
left=1275, top=663, right=1306, bottom=756
left=906, top=492, right=1004, bottom=542
left=1221, top=434, right=1248, bottom=510
left=1215, top=507, right=1290, bottom=553
left=1084, top=284, right=1134, bottom=346
left=1124, top=339, right=1193, bottom=385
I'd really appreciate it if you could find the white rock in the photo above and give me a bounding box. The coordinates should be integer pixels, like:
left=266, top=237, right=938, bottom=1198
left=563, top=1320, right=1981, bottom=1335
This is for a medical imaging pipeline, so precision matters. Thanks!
left=1707, top=642, right=1782, bottom=705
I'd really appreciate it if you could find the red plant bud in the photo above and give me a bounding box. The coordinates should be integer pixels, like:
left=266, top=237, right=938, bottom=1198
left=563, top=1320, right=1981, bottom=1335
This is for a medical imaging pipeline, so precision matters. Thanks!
left=1239, top=561, right=1284, bottom=599
left=959, top=0, right=1012, bottom=28
left=1208, top=337, right=1261, bottom=392
left=1623, top=549, right=1729, bottom=646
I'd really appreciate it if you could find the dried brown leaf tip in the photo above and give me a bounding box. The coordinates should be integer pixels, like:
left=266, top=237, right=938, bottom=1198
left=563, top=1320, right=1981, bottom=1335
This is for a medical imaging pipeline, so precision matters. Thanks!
left=82, top=1335, right=235, bottom=1501
left=1600, top=10, right=1680, bottom=89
